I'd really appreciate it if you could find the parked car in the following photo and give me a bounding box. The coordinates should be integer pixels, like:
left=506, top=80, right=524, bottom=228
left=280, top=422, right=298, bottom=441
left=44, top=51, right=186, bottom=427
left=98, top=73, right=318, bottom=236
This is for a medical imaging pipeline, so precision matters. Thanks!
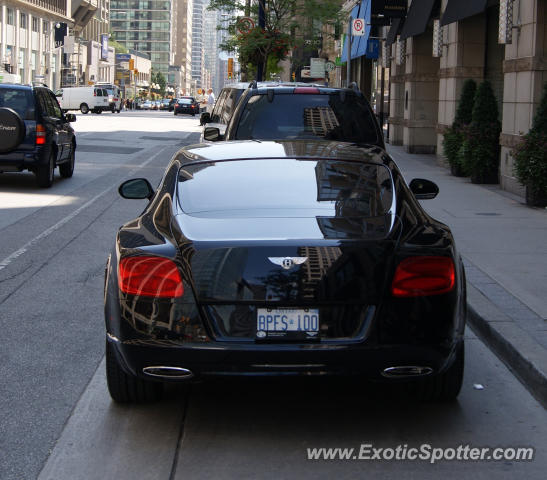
left=0, top=83, right=77, bottom=187
left=199, top=82, right=252, bottom=140
left=173, top=97, right=200, bottom=116
left=203, top=82, right=384, bottom=148
left=160, top=99, right=171, bottom=110
left=55, top=86, right=110, bottom=114
left=105, top=140, right=466, bottom=403
left=141, top=100, right=153, bottom=110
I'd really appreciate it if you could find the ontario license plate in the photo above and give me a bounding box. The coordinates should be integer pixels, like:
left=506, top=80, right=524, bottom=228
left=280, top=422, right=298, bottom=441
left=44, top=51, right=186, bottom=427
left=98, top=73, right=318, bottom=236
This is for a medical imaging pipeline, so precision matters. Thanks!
left=256, top=308, right=319, bottom=338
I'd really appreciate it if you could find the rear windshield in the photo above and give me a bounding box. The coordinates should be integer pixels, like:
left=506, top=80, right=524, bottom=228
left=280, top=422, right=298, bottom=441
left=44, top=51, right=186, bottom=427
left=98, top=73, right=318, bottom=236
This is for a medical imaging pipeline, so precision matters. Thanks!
left=0, top=88, right=34, bottom=117
left=235, top=92, right=379, bottom=145
left=179, top=98, right=194, bottom=104
left=178, top=159, right=393, bottom=217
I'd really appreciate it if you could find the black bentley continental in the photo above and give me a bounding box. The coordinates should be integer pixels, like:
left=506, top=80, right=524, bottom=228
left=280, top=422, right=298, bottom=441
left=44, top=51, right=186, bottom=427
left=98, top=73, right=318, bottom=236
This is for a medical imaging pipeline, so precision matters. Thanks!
left=104, top=140, right=466, bottom=403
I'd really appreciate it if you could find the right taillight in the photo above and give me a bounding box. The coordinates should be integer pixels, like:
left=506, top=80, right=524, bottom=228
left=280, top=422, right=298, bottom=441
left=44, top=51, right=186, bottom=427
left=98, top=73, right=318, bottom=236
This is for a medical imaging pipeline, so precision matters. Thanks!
left=35, top=124, right=46, bottom=145
left=391, top=256, right=455, bottom=297
left=118, top=256, right=184, bottom=298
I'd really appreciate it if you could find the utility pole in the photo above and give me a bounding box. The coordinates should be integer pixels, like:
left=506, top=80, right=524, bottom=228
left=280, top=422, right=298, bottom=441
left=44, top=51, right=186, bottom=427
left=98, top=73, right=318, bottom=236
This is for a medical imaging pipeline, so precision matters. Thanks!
left=256, top=0, right=266, bottom=81
left=346, top=16, right=352, bottom=87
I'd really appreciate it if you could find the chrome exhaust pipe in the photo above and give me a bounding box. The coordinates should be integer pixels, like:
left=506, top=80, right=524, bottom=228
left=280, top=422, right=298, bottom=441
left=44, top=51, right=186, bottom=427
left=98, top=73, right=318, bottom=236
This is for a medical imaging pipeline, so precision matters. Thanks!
left=142, top=366, right=194, bottom=379
left=382, top=366, right=433, bottom=378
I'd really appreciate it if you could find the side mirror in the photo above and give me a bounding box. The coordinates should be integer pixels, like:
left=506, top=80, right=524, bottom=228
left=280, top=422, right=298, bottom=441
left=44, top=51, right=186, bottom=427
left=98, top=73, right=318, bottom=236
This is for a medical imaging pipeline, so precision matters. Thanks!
left=200, top=112, right=211, bottom=125
left=203, top=126, right=222, bottom=142
left=118, top=178, right=154, bottom=200
left=409, top=178, right=439, bottom=200
left=65, top=113, right=76, bottom=122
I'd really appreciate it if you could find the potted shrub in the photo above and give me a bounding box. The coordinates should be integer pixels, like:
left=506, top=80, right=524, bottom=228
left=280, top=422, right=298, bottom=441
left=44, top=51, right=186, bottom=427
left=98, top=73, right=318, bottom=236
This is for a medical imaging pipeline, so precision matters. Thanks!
left=461, top=81, right=501, bottom=184
left=442, top=79, right=476, bottom=176
left=513, top=82, right=547, bottom=207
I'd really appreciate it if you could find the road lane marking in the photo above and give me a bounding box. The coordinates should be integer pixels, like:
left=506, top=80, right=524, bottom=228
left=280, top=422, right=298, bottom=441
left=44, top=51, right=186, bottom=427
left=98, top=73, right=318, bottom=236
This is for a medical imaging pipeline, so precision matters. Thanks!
left=0, top=146, right=170, bottom=272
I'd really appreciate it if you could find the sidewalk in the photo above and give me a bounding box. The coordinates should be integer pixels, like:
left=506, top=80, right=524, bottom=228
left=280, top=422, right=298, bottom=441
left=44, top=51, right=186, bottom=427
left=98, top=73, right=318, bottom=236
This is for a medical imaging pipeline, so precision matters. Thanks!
left=386, top=144, right=547, bottom=408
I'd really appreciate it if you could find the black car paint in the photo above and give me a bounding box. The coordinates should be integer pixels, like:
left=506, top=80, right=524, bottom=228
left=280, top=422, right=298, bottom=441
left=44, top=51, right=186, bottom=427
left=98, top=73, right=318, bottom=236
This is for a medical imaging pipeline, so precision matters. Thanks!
left=105, top=140, right=465, bottom=380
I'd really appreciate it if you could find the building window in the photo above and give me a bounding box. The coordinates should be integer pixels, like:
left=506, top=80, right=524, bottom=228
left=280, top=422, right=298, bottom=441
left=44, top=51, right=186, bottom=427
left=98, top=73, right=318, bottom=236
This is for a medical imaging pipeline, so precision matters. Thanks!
left=20, top=13, right=27, bottom=29
left=43, top=20, right=49, bottom=35
left=19, top=50, right=26, bottom=81
left=32, top=17, right=39, bottom=32
left=7, top=8, right=14, bottom=26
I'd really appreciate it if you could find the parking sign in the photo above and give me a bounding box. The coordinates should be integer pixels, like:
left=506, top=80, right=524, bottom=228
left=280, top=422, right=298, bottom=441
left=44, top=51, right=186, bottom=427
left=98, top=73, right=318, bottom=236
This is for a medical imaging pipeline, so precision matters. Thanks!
left=352, top=18, right=365, bottom=36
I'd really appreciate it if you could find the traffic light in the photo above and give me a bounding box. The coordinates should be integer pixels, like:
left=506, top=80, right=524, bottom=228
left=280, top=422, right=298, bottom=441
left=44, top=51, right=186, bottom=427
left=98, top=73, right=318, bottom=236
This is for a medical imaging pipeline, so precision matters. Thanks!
left=292, top=72, right=295, bottom=81
left=228, top=58, right=234, bottom=79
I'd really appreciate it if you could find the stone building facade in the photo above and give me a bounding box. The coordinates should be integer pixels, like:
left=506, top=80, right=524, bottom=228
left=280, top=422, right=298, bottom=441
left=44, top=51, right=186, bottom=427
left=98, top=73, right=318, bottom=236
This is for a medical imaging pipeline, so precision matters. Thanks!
left=382, top=0, right=547, bottom=198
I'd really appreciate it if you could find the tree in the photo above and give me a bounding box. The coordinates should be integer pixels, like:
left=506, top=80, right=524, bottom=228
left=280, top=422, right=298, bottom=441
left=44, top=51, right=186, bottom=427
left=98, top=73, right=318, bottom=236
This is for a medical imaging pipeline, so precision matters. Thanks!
left=151, top=70, right=167, bottom=96
left=513, top=82, right=547, bottom=206
left=461, top=81, right=501, bottom=183
left=208, top=0, right=343, bottom=80
left=442, top=79, right=476, bottom=176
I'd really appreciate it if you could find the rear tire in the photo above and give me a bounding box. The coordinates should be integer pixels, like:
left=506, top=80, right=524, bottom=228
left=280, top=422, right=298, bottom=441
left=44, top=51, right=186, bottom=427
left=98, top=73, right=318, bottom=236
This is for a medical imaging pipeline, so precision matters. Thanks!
left=406, top=341, right=464, bottom=402
left=36, top=148, right=55, bottom=188
left=80, top=104, right=89, bottom=114
left=105, top=339, right=163, bottom=403
left=59, top=145, right=75, bottom=178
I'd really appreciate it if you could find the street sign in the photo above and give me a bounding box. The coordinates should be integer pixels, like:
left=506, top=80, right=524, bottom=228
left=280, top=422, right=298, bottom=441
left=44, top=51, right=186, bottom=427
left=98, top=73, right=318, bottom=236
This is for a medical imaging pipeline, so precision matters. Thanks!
left=301, top=69, right=311, bottom=78
left=237, top=17, right=255, bottom=35
left=325, top=61, right=335, bottom=72
left=116, top=53, right=131, bottom=61
left=366, top=39, right=380, bottom=59
left=352, top=18, right=365, bottom=36
left=310, top=58, right=326, bottom=77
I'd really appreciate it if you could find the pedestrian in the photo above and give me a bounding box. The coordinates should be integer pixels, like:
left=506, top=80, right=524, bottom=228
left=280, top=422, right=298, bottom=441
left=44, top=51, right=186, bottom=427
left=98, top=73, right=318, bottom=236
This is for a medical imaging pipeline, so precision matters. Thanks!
left=207, top=88, right=215, bottom=113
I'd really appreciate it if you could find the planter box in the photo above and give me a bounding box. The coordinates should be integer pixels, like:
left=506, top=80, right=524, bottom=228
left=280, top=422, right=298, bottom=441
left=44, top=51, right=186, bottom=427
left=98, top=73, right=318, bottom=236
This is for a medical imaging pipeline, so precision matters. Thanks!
left=526, top=186, right=547, bottom=207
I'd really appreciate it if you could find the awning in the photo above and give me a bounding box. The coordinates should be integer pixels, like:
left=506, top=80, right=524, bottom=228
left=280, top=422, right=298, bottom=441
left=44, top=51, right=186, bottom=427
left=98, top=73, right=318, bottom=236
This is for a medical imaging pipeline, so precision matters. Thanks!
left=386, top=17, right=403, bottom=46
left=399, top=0, right=437, bottom=40
left=341, top=0, right=372, bottom=62
left=441, top=0, right=487, bottom=26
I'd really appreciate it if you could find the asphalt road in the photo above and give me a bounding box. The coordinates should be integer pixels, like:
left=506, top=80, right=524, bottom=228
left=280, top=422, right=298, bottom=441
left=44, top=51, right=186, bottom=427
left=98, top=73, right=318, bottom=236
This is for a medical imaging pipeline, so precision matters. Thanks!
left=0, top=112, right=545, bottom=480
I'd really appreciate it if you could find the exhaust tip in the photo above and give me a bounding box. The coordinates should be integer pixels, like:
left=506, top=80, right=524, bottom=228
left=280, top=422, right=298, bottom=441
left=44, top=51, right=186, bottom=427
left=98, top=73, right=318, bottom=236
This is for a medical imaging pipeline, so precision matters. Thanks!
left=143, top=366, right=194, bottom=379
left=382, top=366, right=433, bottom=378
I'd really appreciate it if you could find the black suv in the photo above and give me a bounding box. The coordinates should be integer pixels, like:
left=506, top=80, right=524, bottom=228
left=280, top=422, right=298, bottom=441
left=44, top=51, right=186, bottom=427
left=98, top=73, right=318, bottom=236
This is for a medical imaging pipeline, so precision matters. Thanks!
left=203, top=82, right=384, bottom=149
left=0, top=83, right=77, bottom=188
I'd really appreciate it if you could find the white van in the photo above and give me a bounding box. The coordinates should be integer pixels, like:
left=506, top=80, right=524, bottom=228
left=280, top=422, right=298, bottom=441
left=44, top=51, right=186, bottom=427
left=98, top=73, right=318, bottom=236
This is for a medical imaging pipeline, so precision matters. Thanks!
left=95, top=83, right=122, bottom=113
left=55, top=86, right=110, bottom=114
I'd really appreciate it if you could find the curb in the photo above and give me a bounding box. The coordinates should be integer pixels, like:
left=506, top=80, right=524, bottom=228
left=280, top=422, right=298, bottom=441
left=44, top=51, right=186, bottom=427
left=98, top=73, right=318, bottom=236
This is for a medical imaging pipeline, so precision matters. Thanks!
left=466, top=284, right=547, bottom=409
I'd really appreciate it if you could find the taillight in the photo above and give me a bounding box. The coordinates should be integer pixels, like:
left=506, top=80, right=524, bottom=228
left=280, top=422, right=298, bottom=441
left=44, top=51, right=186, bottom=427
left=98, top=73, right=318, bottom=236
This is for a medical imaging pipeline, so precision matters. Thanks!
left=36, top=124, right=46, bottom=145
left=391, top=256, right=455, bottom=297
left=175, top=103, right=179, bottom=107
left=118, top=256, right=184, bottom=298
left=94, top=90, right=97, bottom=96
left=294, top=87, right=320, bottom=94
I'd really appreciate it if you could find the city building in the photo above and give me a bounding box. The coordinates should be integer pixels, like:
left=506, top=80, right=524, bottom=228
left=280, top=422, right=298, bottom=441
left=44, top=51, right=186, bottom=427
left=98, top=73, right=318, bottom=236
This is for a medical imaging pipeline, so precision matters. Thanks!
left=335, top=0, right=547, bottom=202
left=173, top=0, right=192, bottom=93
left=191, top=0, right=204, bottom=90
left=1, top=0, right=73, bottom=88
left=110, top=0, right=174, bottom=77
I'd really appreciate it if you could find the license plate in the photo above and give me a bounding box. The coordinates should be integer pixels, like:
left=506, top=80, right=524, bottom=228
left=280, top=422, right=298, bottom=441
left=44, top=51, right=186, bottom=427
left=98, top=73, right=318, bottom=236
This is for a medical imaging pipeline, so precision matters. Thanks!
left=256, top=308, right=319, bottom=338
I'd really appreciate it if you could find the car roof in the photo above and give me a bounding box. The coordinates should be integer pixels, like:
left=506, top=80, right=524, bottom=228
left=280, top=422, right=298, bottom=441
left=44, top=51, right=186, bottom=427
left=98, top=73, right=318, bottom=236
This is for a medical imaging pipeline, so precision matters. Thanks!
left=0, top=83, right=33, bottom=90
left=176, top=140, right=385, bottom=165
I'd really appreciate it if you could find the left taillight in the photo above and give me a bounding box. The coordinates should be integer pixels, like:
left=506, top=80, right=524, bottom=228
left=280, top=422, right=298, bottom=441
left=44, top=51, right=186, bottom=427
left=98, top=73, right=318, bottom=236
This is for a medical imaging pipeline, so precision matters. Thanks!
left=36, top=124, right=46, bottom=145
left=118, top=256, right=184, bottom=298
left=391, top=256, right=455, bottom=297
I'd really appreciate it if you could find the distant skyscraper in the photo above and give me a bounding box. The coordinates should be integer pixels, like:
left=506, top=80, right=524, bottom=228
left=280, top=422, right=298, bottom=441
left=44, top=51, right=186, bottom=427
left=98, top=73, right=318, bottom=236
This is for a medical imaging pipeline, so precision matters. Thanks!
left=110, top=0, right=174, bottom=76
left=191, top=0, right=205, bottom=89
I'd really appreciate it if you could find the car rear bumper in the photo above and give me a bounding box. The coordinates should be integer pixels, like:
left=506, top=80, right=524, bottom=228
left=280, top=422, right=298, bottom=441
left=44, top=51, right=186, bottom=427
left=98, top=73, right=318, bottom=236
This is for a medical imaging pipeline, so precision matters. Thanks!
left=0, top=148, right=45, bottom=171
left=108, top=334, right=459, bottom=382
